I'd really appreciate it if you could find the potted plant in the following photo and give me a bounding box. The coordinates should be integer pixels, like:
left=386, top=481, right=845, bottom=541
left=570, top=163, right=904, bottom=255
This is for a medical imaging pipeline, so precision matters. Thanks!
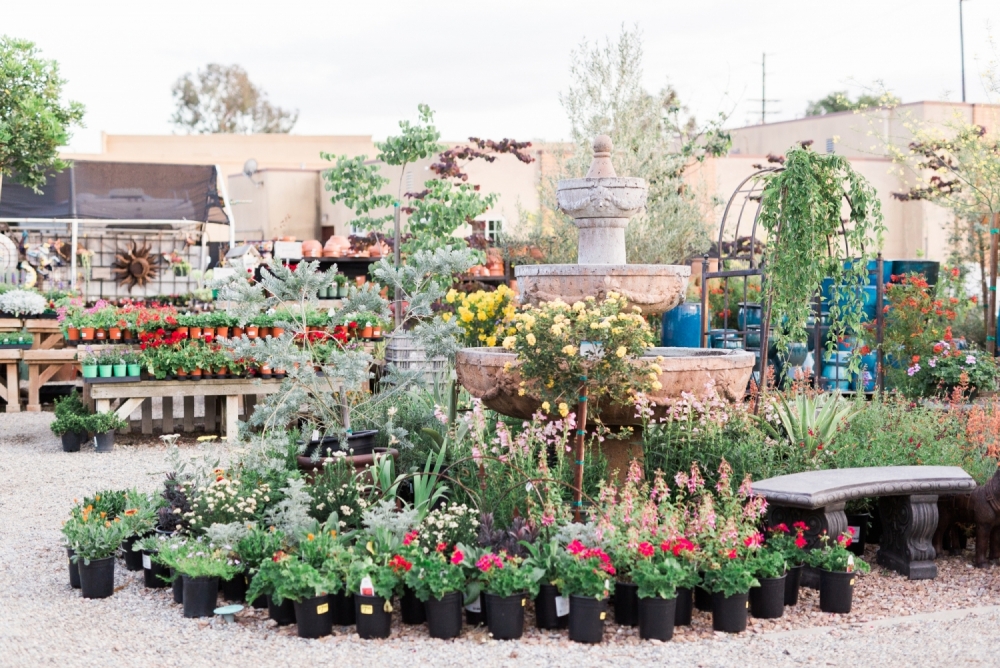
left=335, top=273, right=348, bottom=298
left=747, top=542, right=787, bottom=619
left=765, top=522, right=808, bottom=605
left=556, top=540, right=615, bottom=644
left=805, top=531, right=870, bottom=614
left=97, top=348, right=119, bottom=378
left=477, top=551, right=542, bottom=640
left=86, top=411, right=128, bottom=452
left=236, top=526, right=285, bottom=610
left=701, top=552, right=758, bottom=633
left=121, top=350, right=142, bottom=377
left=111, top=351, right=127, bottom=377
left=632, top=541, right=695, bottom=642
left=0, top=289, right=46, bottom=318
left=133, top=533, right=173, bottom=589
left=361, top=320, right=374, bottom=339
left=62, top=508, right=129, bottom=599
left=169, top=538, right=241, bottom=618
left=347, top=552, right=409, bottom=639
left=247, top=550, right=336, bottom=638
left=51, top=412, right=89, bottom=452
left=523, top=537, right=568, bottom=630
left=405, top=542, right=467, bottom=639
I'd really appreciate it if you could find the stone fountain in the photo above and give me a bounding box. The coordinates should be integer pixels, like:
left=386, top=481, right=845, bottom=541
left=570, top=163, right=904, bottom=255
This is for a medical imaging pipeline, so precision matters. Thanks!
left=456, top=136, right=755, bottom=472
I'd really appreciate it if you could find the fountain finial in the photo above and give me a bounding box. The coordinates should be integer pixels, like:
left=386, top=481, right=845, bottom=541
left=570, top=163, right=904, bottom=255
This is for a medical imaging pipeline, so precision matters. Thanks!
left=586, top=135, right=617, bottom=178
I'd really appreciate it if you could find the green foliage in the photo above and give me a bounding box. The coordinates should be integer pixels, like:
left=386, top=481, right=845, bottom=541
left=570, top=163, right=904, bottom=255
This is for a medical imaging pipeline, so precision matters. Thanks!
left=701, top=557, right=759, bottom=596
left=235, top=526, right=286, bottom=575
left=555, top=544, right=615, bottom=600
left=477, top=553, right=543, bottom=598
left=63, top=513, right=128, bottom=563
left=804, top=532, right=871, bottom=573
left=320, top=155, right=394, bottom=230
left=805, top=90, right=899, bottom=116
left=758, top=145, right=884, bottom=361
left=0, top=36, right=85, bottom=191
left=747, top=545, right=787, bottom=579
left=171, top=541, right=242, bottom=580
left=84, top=411, right=128, bottom=434
left=401, top=179, right=495, bottom=255
left=755, top=392, right=859, bottom=467
left=171, top=63, right=297, bottom=134
left=765, top=523, right=809, bottom=567
left=246, top=552, right=332, bottom=604
left=50, top=412, right=88, bottom=436
left=632, top=553, right=692, bottom=600
left=406, top=547, right=469, bottom=601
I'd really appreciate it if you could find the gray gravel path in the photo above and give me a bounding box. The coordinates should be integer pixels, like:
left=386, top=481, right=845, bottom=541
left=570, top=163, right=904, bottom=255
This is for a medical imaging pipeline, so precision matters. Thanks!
left=2, top=412, right=999, bottom=667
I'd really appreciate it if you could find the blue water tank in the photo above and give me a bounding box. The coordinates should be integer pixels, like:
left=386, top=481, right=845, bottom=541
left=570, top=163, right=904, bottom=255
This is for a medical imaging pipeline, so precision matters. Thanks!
left=662, top=303, right=702, bottom=348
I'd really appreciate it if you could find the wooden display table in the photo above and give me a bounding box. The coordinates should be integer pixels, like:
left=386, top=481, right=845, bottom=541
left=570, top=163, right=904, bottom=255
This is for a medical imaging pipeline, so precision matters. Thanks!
left=0, top=348, right=22, bottom=412
left=24, top=319, right=64, bottom=350
left=0, top=318, right=23, bottom=331
left=89, top=378, right=282, bottom=442
left=22, top=349, right=79, bottom=412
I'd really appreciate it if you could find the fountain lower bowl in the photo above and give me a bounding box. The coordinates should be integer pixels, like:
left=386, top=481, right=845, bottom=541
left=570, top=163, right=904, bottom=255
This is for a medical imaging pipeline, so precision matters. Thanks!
left=514, top=264, right=690, bottom=316
left=455, top=346, right=755, bottom=425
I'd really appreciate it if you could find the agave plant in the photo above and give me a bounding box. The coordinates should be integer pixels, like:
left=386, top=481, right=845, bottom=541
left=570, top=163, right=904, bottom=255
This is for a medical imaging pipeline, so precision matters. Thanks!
left=756, top=392, right=858, bottom=463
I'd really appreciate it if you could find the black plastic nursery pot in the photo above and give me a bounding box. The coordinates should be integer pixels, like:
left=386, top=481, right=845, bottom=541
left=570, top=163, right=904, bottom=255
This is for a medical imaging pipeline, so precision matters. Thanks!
left=171, top=570, right=183, bottom=603
left=269, top=595, right=297, bottom=625
left=845, top=513, right=870, bottom=557
left=222, top=571, right=248, bottom=602
left=78, top=556, right=115, bottom=599
left=61, top=431, right=85, bottom=452
left=294, top=594, right=333, bottom=639
left=534, top=584, right=569, bottom=629
left=819, top=569, right=855, bottom=614
left=246, top=574, right=268, bottom=609
left=94, top=431, right=116, bottom=453
left=784, top=565, right=802, bottom=606
left=121, top=535, right=144, bottom=572
left=182, top=575, right=219, bottom=618
left=711, top=591, right=749, bottom=633
left=674, top=587, right=693, bottom=626
left=355, top=594, right=392, bottom=639
left=141, top=550, right=170, bottom=588
left=568, top=595, right=607, bottom=644
left=302, top=429, right=379, bottom=458
left=330, top=591, right=356, bottom=625
left=485, top=592, right=526, bottom=640
left=638, top=596, right=676, bottom=641
left=425, top=591, right=464, bottom=639
left=749, top=574, right=786, bottom=619
left=465, top=596, right=485, bottom=626
left=67, top=548, right=81, bottom=589
left=400, top=586, right=426, bottom=625
left=613, top=582, right=639, bottom=626
left=694, top=583, right=712, bottom=611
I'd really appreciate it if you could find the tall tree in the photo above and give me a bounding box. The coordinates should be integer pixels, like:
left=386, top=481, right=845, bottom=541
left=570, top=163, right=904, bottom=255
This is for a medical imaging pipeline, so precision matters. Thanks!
left=171, top=64, right=298, bottom=134
left=805, top=90, right=899, bottom=116
left=0, top=36, right=85, bottom=192
left=515, top=26, right=730, bottom=266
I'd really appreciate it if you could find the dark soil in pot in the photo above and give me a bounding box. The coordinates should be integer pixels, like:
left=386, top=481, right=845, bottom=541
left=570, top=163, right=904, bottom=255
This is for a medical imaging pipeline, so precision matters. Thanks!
left=784, top=564, right=803, bottom=605
left=425, top=591, right=463, bottom=639
left=485, top=592, right=526, bottom=640
left=141, top=550, right=170, bottom=588
left=674, top=586, right=693, bottom=626
left=222, top=571, right=248, bottom=602
left=568, top=595, right=606, bottom=644
left=613, top=582, right=638, bottom=626
left=268, top=595, right=297, bottom=625
left=400, top=586, right=426, bottom=624
left=534, top=584, right=568, bottom=629
left=294, top=594, right=333, bottom=638
left=638, top=596, right=676, bottom=641
left=819, top=569, right=856, bottom=613
left=355, top=594, right=392, bottom=639
left=749, top=574, right=786, bottom=619
left=711, top=591, right=749, bottom=633
left=182, top=575, right=219, bottom=618
left=330, top=591, right=355, bottom=625
left=67, top=548, right=81, bottom=589
left=78, top=556, right=115, bottom=599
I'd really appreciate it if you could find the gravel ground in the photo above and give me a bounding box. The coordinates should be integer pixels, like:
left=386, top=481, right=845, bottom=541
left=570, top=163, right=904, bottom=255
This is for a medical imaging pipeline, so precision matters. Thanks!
left=3, top=411, right=1000, bottom=667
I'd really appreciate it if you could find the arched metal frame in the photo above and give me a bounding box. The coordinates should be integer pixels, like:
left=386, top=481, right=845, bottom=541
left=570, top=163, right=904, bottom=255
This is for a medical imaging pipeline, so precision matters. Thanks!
left=699, top=168, right=886, bottom=395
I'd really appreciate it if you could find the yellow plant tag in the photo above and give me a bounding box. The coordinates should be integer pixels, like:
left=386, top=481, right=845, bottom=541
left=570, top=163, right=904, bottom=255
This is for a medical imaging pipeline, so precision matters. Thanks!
left=360, top=604, right=373, bottom=615
left=366, top=541, right=375, bottom=555
left=746, top=601, right=749, bottom=608
left=384, top=600, right=393, bottom=613
left=317, top=603, right=329, bottom=614
left=850, top=579, right=855, bottom=586
left=599, top=612, right=606, bottom=620
left=521, top=598, right=526, bottom=607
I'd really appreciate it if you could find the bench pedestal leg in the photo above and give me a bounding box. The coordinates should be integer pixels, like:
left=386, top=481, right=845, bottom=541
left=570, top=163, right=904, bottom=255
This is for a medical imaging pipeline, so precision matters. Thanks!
left=877, top=494, right=938, bottom=580
left=225, top=395, right=238, bottom=443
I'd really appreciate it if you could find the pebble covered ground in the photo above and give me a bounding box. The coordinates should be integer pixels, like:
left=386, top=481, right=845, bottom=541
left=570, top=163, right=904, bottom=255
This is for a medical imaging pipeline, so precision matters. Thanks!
left=3, top=411, right=1000, bottom=667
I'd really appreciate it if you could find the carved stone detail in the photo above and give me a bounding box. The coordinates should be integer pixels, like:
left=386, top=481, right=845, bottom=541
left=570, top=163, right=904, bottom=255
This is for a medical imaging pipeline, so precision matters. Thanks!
left=876, top=494, right=939, bottom=580
left=767, top=503, right=847, bottom=551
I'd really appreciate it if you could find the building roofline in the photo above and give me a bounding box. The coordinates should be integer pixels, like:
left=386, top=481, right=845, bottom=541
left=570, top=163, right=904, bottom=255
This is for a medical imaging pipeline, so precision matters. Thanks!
left=727, top=100, right=1000, bottom=132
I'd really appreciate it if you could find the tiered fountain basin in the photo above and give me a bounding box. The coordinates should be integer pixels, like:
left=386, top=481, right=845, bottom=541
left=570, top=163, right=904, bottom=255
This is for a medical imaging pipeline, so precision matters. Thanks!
left=455, top=346, right=756, bottom=425
left=515, top=264, right=691, bottom=316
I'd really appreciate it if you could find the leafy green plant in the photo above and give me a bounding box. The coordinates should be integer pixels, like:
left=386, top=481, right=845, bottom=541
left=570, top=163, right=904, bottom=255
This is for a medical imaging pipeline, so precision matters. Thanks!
left=555, top=541, right=615, bottom=600
left=235, top=525, right=286, bottom=575
left=701, top=556, right=759, bottom=597
left=84, top=411, right=128, bottom=435
left=765, top=522, right=809, bottom=567
left=747, top=545, right=787, bottom=579
left=406, top=544, right=469, bottom=601
left=51, top=412, right=88, bottom=436
left=246, top=551, right=335, bottom=604
left=756, top=392, right=858, bottom=465
left=805, top=532, right=871, bottom=573
left=475, top=551, right=543, bottom=598
left=169, top=539, right=242, bottom=580
left=631, top=545, right=696, bottom=599
left=62, top=511, right=128, bottom=564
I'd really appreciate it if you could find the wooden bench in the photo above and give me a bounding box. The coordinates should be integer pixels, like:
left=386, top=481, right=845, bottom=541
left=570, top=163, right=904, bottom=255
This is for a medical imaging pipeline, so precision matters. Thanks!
left=752, top=466, right=976, bottom=580
left=89, top=378, right=282, bottom=442
left=23, top=349, right=79, bottom=412
left=0, top=348, right=22, bottom=412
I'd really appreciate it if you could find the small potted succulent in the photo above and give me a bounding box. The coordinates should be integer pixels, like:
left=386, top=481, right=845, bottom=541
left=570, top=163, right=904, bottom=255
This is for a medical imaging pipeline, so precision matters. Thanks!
left=477, top=551, right=542, bottom=640
left=805, top=531, right=870, bottom=614
left=405, top=542, right=468, bottom=639
left=632, top=541, right=697, bottom=641
left=556, top=540, right=615, bottom=644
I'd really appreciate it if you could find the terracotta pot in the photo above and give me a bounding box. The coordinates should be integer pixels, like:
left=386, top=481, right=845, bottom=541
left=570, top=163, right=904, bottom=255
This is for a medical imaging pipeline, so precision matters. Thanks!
left=122, top=329, right=133, bottom=341
left=176, top=368, right=187, bottom=378
left=95, top=329, right=107, bottom=340
left=258, top=327, right=269, bottom=338
left=232, top=327, right=243, bottom=338
left=190, top=326, right=202, bottom=339
left=271, top=327, right=285, bottom=338
left=245, top=326, right=258, bottom=339
left=109, top=327, right=122, bottom=340
left=67, top=327, right=80, bottom=341
left=191, top=368, right=203, bottom=379
left=372, top=327, right=382, bottom=338
left=176, top=326, right=189, bottom=338
left=260, top=364, right=272, bottom=375
left=216, top=327, right=229, bottom=339
left=302, top=240, right=322, bottom=257
left=81, top=327, right=95, bottom=341
left=298, top=447, right=400, bottom=480
left=355, top=276, right=366, bottom=287
left=369, top=244, right=382, bottom=258
left=274, top=368, right=286, bottom=375
left=217, top=367, right=228, bottom=376
left=361, top=326, right=373, bottom=339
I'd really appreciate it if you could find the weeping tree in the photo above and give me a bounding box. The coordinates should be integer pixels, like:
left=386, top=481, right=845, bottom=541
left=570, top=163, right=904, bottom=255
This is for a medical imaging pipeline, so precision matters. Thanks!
left=511, top=25, right=731, bottom=265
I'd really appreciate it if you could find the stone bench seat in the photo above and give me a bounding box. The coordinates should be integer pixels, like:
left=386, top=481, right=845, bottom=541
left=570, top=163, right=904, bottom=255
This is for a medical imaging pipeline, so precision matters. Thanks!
left=752, top=466, right=976, bottom=580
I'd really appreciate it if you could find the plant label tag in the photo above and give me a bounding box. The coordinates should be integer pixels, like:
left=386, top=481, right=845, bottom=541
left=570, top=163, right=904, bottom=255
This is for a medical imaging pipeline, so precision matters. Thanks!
left=850, top=579, right=855, bottom=586
left=311, top=430, right=320, bottom=442
left=360, top=576, right=374, bottom=596
left=555, top=596, right=570, bottom=617
left=142, top=554, right=151, bottom=569
left=383, top=600, right=393, bottom=613
left=599, top=611, right=606, bottom=620
left=360, top=604, right=373, bottom=615
left=848, top=526, right=860, bottom=539
left=317, top=603, right=329, bottom=614
left=521, top=598, right=526, bottom=607
left=465, top=595, right=482, bottom=613
left=847, top=555, right=855, bottom=573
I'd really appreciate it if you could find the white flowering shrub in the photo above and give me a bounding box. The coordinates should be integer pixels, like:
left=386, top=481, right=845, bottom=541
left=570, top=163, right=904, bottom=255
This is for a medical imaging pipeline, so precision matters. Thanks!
left=0, top=289, right=46, bottom=316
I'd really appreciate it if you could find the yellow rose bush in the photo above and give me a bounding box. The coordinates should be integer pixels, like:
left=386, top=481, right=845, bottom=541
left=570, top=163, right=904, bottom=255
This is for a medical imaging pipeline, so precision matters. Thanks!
left=503, top=293, right=655, bottom=415
left=442, top=285, right=515, bottom=348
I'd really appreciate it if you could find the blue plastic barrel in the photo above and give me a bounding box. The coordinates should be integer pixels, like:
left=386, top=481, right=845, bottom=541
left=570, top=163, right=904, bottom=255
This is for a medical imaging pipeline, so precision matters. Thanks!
left=662, top=303, right=702, bottom=348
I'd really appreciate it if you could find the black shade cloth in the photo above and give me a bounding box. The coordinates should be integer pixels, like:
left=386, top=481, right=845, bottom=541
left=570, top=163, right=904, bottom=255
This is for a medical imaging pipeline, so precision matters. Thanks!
left=0, top=161, right=229, bottom=224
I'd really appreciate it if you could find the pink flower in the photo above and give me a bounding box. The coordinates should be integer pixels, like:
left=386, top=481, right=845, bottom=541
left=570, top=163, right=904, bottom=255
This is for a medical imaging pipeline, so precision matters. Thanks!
left=795, top=535, right=807, bottom=549
left=637, top=542, right=654, bottom=558
left=566, top=539, right=586, bottom=556
left=451, top=549, right=464, bottom=565
left=402, top=530, right=419, bottom=546
left=744, top=532, right=764, bottom=548
left=476, top=553, right=503, bottom=572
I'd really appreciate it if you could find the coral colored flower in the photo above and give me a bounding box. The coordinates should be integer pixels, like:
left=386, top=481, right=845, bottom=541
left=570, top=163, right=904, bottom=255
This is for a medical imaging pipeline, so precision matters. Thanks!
left=123, top=509, right=137, bottom=516
left=726, top=549, right=738, bottom=559
left=389, top=555, right=412, bottom=573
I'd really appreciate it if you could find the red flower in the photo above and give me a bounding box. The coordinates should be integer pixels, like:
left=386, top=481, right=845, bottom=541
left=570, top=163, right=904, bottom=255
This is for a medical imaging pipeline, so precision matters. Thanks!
left=795, top=535, right=807, bottom=549
left=637, top=542, right=654, bottom=558
left=770, top=523, right=789, bottom=534
left=389, top=555, right=412, bottom=573
left=837, top=533, right=853, bottom=548
left=792, top=521, right=808, bottom=531
left=726, top=549, right=738, bottom=559
left=744, top=532, right=764, bottom=548
left=566, top=539, right=586, bottom=556
left=451, top=549, right=464, bottom=565
left=402, top=531, right=418, bottom=546
left=436, top=542, right=447, bottom=553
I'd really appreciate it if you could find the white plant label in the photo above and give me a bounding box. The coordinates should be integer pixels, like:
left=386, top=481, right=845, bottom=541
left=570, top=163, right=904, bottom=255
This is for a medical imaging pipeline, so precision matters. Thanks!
left=142, top=554, right=151, bottom=569
left=555, top=595, right=570, bottom=617
left=311, top=430, right=320, bottom=442
left=359, top=576, right=374, bottom=596
left=465, top=595, right=482, bottom=613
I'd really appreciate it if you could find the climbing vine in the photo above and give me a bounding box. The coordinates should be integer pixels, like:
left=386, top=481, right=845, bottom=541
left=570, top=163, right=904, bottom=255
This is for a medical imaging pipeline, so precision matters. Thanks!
left=757, top=144, right=885, bottom=366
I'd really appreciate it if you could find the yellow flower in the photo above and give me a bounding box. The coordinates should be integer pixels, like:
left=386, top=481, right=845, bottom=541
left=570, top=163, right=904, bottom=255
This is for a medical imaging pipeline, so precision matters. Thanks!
left=616, top=346, right=627, bottom=358
left=648, top=372, right=658, bottom=380
left=651, top=381, right=663, bottom=390
left=572, top=301, right=585, bottom=311
left=526, top=333, right=536, bottom=346
left=541, top=401, right=551, bottom=412
left=486, top=335, right=497, bottom=347
left=558, top=402, right=570, bottom=417
left=441, top=312, right=452, bottom=322
left=445, top=289, right=457, bottom=304
left=502, top=336, right=517, bottom=349
left=518, top=388, right=526, bottom=396
left=477, top=310, right=488, bottom=321
left=649, top=364, right=662, bottom=374
left=545, top=379, right=554, bottom=389
left=561, top=345, right=577, bottom=356
left=503, top=361, right=512, bottom=372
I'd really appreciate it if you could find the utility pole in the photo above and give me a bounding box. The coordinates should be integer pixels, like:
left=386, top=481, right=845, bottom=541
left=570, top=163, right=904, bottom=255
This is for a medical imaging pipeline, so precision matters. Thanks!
left=750, top=53, right=780, bottom=125
left=959, top=0, right=968, bottom=103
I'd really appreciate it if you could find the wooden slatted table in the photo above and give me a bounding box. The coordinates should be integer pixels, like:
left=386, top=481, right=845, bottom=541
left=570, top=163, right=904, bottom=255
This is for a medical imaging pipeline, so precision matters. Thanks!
left=0, top=348, right=22, bottom=412
left=0, top=318, right=23, bottom=331
left=22, top=349, right=79, bottom=412
left=24, top=319, right=65, bottom=350
left=89, top=378, right=282, bottom=442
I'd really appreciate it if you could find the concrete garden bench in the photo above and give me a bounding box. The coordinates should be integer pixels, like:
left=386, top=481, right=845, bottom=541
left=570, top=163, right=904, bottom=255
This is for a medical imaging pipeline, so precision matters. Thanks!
left=752, top=466, right=976, bottom=580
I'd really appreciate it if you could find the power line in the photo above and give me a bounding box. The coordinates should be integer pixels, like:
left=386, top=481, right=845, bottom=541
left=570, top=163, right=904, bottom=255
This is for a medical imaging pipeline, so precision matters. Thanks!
left=748, top=52, right=780, bottom=124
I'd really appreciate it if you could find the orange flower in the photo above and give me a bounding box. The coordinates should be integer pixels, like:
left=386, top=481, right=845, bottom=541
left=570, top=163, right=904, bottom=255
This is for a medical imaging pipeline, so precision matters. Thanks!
left=306, top=533, right=315, bottom=541
left=124, top=509, right=137, bottom=516
left=912, top=356, right=920, bottom=363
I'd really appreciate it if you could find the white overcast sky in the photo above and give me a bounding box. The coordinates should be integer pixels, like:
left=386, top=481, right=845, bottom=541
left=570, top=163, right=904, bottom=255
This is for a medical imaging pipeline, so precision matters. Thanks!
left=5, top=0, right=999, bottom=153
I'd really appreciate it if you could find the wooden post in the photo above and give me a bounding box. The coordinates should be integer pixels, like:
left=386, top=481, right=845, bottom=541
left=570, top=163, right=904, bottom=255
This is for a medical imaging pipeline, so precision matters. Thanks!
left=988, top=213, right=999, bottom=357
left=876, top=253, right=886, bottom=392
left=699, top=254, right=709, bottom=348
left=572, top=380, right=589, bottom=523
left=162, top=397, right=173, bottom=434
